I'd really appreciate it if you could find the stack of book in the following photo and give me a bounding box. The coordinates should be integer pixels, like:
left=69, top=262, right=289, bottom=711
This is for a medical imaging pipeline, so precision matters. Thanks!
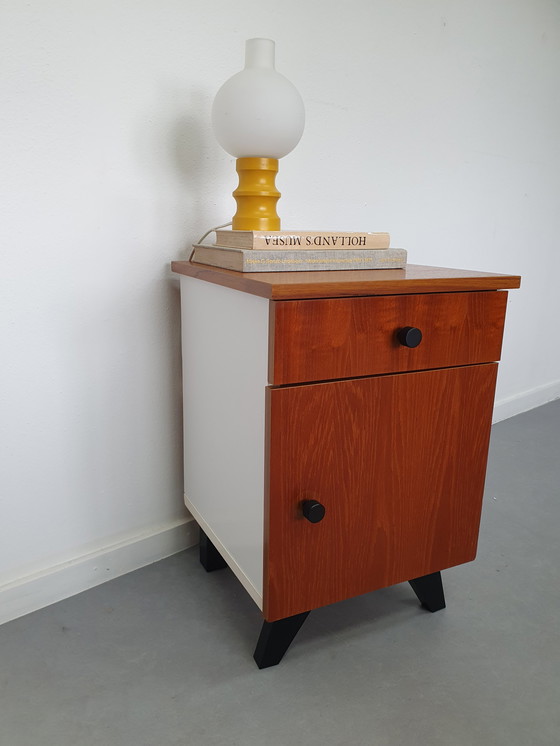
left=190, top=230, right=407, bottom=272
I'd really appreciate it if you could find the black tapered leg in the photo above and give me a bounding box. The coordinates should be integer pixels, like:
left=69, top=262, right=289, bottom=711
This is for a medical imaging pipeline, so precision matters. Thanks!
left=199, top=529, right=227, bottom=572
left=253, top=611, right=310, bottom=669
left=409, top=571, right=446, bottom=612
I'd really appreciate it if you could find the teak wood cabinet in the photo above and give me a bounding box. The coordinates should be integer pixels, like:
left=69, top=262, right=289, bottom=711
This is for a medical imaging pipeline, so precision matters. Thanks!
left=171, top=262, right=520, bottom=668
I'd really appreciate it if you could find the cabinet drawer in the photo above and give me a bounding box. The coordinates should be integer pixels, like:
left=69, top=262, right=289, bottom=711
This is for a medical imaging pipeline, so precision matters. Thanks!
left=270, top=291, right=508, bottom=384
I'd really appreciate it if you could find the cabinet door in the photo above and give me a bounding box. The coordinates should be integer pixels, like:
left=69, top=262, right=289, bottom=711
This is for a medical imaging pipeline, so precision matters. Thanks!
left=264, top=363, right=498, bottom=621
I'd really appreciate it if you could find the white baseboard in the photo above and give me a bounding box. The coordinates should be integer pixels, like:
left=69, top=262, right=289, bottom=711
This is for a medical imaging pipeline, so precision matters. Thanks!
left=0, top=517, right=198, bottom=627
left=493, top=379, right=560, bottom=423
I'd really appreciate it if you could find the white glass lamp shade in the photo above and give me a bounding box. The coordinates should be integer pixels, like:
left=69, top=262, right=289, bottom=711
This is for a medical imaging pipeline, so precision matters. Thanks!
left=211, top=38, right=305, bottom=159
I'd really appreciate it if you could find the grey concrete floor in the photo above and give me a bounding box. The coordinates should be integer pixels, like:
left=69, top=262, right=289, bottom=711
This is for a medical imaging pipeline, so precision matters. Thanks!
left=1, top=401, right=559, bottom=746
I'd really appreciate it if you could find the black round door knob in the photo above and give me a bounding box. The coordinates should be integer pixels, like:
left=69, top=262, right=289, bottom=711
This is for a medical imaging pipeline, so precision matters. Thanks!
left=302, top=500, right=326, bottom=523
left=397, top=326, right=423, bottom=348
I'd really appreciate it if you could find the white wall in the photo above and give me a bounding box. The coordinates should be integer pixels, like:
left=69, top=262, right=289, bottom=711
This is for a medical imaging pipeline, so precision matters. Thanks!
left=1, top=0, right=559, bottom=623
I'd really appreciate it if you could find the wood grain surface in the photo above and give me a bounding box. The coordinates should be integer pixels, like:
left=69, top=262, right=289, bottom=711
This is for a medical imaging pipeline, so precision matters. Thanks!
left=171, top=262, right=520, bottom=300
left=264, top=363, right=498, bottom=621
left=270, top=291, right=508, bottom=384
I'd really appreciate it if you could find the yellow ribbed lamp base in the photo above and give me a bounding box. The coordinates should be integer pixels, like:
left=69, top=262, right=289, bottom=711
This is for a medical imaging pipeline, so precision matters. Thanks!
left=232, top=157, right=281, bottom=231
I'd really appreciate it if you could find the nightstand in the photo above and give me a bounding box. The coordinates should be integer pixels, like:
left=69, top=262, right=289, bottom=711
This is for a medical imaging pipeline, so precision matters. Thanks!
left=171, top=262, right=520, bottom=667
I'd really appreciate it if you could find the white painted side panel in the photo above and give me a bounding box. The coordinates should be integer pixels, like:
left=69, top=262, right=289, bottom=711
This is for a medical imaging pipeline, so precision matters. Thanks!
left=179, top=276, right=268, bottom=607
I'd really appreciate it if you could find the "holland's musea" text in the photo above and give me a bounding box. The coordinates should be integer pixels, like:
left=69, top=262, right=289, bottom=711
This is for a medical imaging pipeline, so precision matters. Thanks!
left=264, top=235, right=367, bottom=247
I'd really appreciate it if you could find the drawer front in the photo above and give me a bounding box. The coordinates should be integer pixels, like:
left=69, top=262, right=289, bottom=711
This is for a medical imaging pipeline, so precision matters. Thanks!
left=270, top=291, right=508, bottom=384
left=264, top=363, right=498, bottom=621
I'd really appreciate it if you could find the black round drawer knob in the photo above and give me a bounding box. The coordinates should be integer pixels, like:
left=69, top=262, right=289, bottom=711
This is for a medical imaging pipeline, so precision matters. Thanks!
left=397, top=326, right=423, bottom=348
left=302, top=500, right=325, bottom=524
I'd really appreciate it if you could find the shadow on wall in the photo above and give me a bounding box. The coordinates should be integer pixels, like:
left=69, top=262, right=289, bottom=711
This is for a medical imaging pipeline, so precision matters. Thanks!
left=168, top=87, right=229, bottom=251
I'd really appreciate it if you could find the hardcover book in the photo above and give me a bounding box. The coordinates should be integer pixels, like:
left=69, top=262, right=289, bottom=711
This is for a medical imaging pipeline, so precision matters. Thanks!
left=214, top=230, right=391, bottom=250
left=190, top=244, right=407, bottom=273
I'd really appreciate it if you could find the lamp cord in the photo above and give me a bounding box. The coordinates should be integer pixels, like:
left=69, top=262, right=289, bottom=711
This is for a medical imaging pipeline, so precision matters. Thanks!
left=189, top=221, right=232, bottom=261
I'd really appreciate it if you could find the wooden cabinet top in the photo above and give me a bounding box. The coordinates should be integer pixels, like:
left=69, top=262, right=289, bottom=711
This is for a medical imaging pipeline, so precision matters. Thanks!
left=171, top=261, right=521, bottom=300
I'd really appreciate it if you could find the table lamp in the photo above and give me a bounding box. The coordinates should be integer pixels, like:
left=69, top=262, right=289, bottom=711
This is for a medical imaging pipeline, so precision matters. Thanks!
left=211, top=38, right=305, bottom=231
